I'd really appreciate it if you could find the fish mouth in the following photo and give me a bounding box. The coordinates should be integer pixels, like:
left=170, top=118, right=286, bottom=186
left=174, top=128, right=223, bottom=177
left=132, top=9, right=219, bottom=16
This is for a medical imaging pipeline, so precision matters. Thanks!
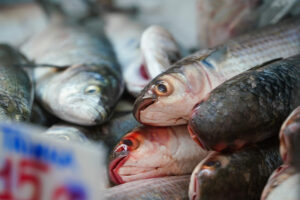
left=109, top=155, right=129, bottom=184
left=133, top=96, right=156, bottom=122
left=189, top=174, right=200, bottom=200
left=279, top=133, right=289, bottom=163
left=187, top=124, right=209, bottom=151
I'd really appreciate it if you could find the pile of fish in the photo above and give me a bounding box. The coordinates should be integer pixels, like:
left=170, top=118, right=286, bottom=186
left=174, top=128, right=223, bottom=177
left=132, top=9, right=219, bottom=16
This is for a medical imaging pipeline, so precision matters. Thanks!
left=0, top=0, right=300, bottom=199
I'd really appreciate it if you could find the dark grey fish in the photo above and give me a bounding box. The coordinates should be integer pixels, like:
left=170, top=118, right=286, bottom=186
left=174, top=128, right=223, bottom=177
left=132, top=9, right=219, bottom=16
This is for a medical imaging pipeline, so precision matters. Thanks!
left=279, top=106, right=300, bottom=169
left=0, top=44, right=33, bottom=121
left=188, top=55, right=300, bottom=151
left=105, top=175, right=190, bottom=200
left=30, top=101, right=59, bottom=126
left=21, top=20, right=124, bottom=126
left=189, top=138, right=282, bottom=200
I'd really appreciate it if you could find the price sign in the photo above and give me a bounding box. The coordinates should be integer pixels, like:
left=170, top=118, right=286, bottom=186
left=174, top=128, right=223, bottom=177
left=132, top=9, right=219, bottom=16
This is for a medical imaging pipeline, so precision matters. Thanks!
left=0, top=122, right=107, bottom=200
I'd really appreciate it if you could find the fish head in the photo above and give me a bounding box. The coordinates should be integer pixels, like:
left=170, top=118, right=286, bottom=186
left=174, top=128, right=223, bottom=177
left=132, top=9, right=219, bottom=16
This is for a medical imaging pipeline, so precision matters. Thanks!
left=279, top=106, right=300, bottom=165
left=133, top=60, right=209, bottom=126
left=189, top=152, right=230, bottom=200
left=54, top=64, right=123, bottom=125
left=109, top=126, right=181, bottom=184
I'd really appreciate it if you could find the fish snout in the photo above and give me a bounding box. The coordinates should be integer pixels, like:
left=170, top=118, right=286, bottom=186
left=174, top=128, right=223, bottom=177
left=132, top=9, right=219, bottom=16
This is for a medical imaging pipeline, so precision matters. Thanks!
left=133, top=93, right=156, bottom=122
left=187, top=122, right=209, bottom=151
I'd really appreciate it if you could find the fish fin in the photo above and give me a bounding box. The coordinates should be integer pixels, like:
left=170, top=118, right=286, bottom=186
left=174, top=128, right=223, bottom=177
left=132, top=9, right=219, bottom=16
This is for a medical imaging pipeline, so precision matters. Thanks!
left=250, top=58, right=283, bottom=70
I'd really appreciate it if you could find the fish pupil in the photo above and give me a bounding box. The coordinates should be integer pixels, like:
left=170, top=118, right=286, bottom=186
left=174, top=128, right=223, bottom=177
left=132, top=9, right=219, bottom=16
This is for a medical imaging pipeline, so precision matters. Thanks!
left=123, top=139, right=133, bottom=146
left=205, top=160, right=221, bottom=168
left=157, top=84, right=167, bottom=93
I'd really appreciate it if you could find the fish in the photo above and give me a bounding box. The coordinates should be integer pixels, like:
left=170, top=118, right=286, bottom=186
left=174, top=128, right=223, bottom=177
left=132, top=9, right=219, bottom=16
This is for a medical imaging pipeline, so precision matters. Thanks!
left=104, top=14, right=182, bottom=96
left=279, top=106, right=300, bottom=168
left=105, top=175, right=190, bottom=200
left=109, top=125, right=208, bottom=184
left=196, top=0, right=300, bottom=48
left=133, top=17, right=300, bottom=127
left=188, top=55, right=300, bottom=151
left=0, top=2, right=48, bottom=47
left=21, top=20, right=124, bottom=126
left=30, top=101, right=59, bottom=126
left=189, top=138, right=282, bottom=200
left=261, top=165, right=299, bottom=200
left=0, top=44, right=33, bottom=121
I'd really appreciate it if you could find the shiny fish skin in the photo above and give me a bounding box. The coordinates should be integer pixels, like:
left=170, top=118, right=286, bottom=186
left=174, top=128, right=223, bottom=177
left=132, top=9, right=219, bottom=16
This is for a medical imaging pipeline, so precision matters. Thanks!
left=261, top=165, right=298, bottom=200
left=0, top=2, right=48, bottom=47
left=109, top=125, right=208, bottom=184
left=189, top=138, right=282, bottom=200
left=105, top=175, right=190, bottom=200
left=21, top=21, right=124, bottom=126
left=134, top=18, right=300, bottom=126
left=279, top=106, right=300, bottom=168
left=189, top=55, right=300, bottom=151
left=0, top=44, right=33, bottom=121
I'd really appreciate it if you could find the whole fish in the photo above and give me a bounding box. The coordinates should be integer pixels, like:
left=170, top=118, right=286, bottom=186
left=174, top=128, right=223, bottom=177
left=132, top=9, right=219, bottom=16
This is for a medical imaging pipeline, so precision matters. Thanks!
left=105, top=175, right=190, bottom=200
left=188, top=55, right=300, bottom=151
left=261, top=165, right=299, bottom=200
left=133, top=18, right=300, bottom=126
left=279, top=106, right=300, bottom=168
left=189, top=138, right=282, bottom=200
left=21, top=20, right=124, bottom=126
left=0, top=2, right=48, bottom=47
left=0, top=44, right=33, bottom=121
left=109, top=125, right=208, bottom=184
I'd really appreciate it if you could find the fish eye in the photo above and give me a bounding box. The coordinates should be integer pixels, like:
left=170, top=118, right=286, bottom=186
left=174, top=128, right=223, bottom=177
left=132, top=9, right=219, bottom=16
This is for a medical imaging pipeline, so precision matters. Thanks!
left=84, top=85, right=101, bottom=94
left=154, top=80, right=173, bottom=96
left=121, top=137, right=140, bottom=151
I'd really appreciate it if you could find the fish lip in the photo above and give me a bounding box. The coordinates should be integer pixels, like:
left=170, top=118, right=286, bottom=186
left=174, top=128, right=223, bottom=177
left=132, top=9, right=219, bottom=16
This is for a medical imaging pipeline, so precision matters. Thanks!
left=187, top=124, right=209, bottom=151
left=133, top=96, right=156, bottom=122
left=109, top=155, right=129, bottom=184
left=191, top=175, right=199, bottom=200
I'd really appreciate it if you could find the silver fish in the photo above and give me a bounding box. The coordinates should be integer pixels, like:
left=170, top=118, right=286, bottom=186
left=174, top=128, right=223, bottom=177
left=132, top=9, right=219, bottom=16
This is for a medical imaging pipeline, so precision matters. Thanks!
left=134, top=17, right=300, bottom=126
left=21, top=20, right=124, bottom=125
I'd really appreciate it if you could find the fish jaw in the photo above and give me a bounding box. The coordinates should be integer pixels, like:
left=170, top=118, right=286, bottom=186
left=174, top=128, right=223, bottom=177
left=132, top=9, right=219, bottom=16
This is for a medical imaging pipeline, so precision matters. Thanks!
left=109, top=155, right=129, bottom=184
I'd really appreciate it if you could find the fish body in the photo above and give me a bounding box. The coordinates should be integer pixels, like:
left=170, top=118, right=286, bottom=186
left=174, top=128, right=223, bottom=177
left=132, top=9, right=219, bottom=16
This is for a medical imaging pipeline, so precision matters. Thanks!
left=261, top=165, right=299, bottom=200
left=109, top=125, right=208, bottom=184
left=134, top=18, right=300, bottom=126
left=189, top=138, right=282, bottom=200
left=0, top=2, right=48, bottom=47
left=21, top=21, right=124, bottom=125
left=189, top=55, right=300, bottom=151
left=279, top=106, right=300, bottom=168
left=105, top=175, right=190, bottom=200
left=0, top=44, right=33, bottom=121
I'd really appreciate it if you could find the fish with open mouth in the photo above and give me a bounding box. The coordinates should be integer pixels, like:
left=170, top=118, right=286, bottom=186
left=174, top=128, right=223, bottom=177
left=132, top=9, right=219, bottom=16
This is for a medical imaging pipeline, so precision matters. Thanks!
left=189, top=138, right=282, bottom=200
left=133, top=18, right=300, bottom=126
left=0, top=44, right=33, bottom=121
left=105, top=175, right=190, bottom=200
left=279, top=106, right=300, bottom=168
left=21, top=19, right=124, bottom=126
left=188, top=55, right=300, bottom=151
left=261, top=165, right=299, bottom=200
left=109, top=125, right=208, bottom=184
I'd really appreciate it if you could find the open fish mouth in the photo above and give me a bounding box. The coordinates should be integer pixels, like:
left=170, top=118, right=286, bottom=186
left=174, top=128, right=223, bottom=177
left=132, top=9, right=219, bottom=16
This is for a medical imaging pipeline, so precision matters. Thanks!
left=133, top=97, right=156, bottom=122
left=109, top=155, right=129, bottom=184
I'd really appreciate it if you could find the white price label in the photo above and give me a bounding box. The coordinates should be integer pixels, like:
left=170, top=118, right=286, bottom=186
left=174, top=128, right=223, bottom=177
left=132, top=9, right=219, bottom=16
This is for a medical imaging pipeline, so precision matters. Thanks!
left=0, top=122, right=106, bottom=200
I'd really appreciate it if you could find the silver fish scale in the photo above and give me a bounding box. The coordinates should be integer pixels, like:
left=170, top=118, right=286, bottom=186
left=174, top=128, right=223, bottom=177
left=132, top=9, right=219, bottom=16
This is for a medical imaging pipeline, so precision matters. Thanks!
left=205, top=18, right=300, bottom=79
